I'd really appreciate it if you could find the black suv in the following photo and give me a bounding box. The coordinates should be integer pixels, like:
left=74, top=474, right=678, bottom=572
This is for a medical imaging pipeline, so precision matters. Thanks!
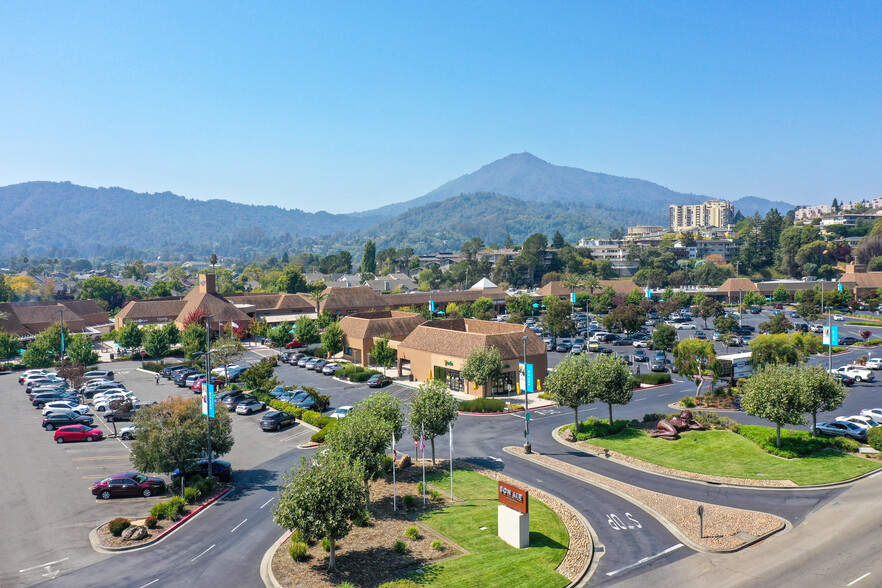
left=162, top=365, right=191, bottom=379
left=260, top=411, right=296, bottom=431
left=43, top=412, right=94, bottom=430
left=173, top=369, right=199, bottom=386
left=222, top=393, right=253, bottom=411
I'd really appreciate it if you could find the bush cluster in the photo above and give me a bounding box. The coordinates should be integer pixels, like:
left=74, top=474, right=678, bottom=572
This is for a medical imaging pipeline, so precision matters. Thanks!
left=416, top=481, right=425, bottom=494
left=150, top=496, right=188, bottom=521
left=538, top=392, right=554, bottom=400
left=382, top=454, right=394, bottom=473
left=349, top=370, right=381, bottom=383
left=633, top=372, right=672, bottom=386
left=144, top=516, right=158, bottom=529
left=321, top=537, right=331, bottom=552
left=429, top=489, right=442, bottom=502
left=289, top=541, right=308, bottom=562
left=190, top=474, right=217, bottom=498
left=405, top=526, right=421, bottom=540
left=737, top=424, right=861, bottom=458
left=458, top=398, right=507, bottom=413
left=311, top=420, right=336, bottom=443
left=692, top=411, right=739, bottom=431
left=378, top=581, right=420, bottom=588
left=402, top=494, right=417, bottom=509
left=353, top=509, right=371, bottom=527
left=393, top=540, right=409, bottom=554
left=868, top=427, right=882, bottom=452
left=108, top=517, right=131, bottom=536
left=183, top=486, right=201, bottom=505
left=680, top=396, right=696, bottom=408
left=431, top=540, right=445, bottom=551
left=571, top=417, right=633, bottom=440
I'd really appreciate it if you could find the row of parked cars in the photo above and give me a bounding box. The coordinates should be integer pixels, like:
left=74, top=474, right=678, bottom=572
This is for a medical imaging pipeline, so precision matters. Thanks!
left=280, top=352, right=344, bottom=375
left=20, top=369, right=105, bottom=442
left=816, top=408, right=882, bottom=441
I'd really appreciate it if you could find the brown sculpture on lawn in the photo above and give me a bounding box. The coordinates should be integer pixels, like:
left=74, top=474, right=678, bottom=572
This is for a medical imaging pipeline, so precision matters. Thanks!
left=650, top=410, right=706, bottom=440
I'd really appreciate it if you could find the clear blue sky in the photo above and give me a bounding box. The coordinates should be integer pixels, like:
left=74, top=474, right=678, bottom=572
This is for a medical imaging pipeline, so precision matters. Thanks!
left=1, top=1, right=879, bottom=212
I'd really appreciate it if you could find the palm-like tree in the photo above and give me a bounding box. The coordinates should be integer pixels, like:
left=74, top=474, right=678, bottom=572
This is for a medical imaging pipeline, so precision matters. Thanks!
left=584, top=275, right=601, bottom=295
left=306, top=286, right=329, bottom=315
left=561, top=273, right=582, bottom=315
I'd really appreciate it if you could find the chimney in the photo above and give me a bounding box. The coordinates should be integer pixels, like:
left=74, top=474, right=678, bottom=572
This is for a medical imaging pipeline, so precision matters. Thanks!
left=199, top=273, right=217, bottom=293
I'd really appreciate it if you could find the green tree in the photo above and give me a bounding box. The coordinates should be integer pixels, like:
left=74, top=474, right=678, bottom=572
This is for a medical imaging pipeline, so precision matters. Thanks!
left=239, top=359, right=279, bottom=394
left=114, top=321, right=143, bottom=349
left=585, top=353, right=632, bottom=424
left=180, top=322, right=208, bottom=360
left=651, top=323, right=677, bottom=351
left=0, top=274, right=12, bottom=302
left=742, top=291, right=765, bottom=307
left=759, top=313, right=794, bottom=334
left=603, top=304, right=645, bottom=333
left=695, top=298, right=724, bottom=329
left=79, top=276, right=125, bottom=311
left=66, top=334, right=98, bottom=365
left=21, top=339, right=54, bottom=368
left=276, top=264, right=309, bottom=294
left=799, top=365, right=847, bottom=437
left=542, top=296, right=574, bottom=336
left=408, top=378, right=459, bottom=464
left=147, top=280, right=172, bottom=298
left=543, top=353, right=592, bottom=430
left=267, top=322, right=293, bottom=350
left=361, top=240, right=377, bottom=275
left=326, top=401, right=393, bottom=510
left=122, top=259, right=148, bottom=281
left=306, top=286, right=329, bottom=315
left=741, top=364, right=808, bottom=448
left=294, top=316, right=321, bottom=345
left=461, top=345, right=503, bottom=396
left=211, top=337, right=246, bottom=382
left=161, top=321, right=180, bottom=346
left=209, top=253, right=218, bottom=269
left=369, top=334, right=397, bottom=374
left=142, top=325, right=170, bottom=358
left=130, top=395, right=234, bottom=476
left=772, top=285, right=789, bottom=302
left=795, top=302, right=821, bottom=323
left=673, top=339, right=717, bottom=397
left=749, top=334, right=800, bottom=367
left=471, top=296, right=494, bottom=320
left=505, top=293, right=534, bottom=317
left=0, top=330, right=20, bottom=360
left=321, top=321, right=345, bottom=357
left=551, top=231, right=566, bottom=249
left=273, top=451, right=364, bottom=572
left=713, top=314, right=738, bottom=335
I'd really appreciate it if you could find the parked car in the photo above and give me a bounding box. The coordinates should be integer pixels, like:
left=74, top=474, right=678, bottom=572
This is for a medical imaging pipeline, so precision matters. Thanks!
left=31, top=392, right=79, bottom=408
left=694, top=331, right=707, bottom=339
left=19, top=369, right=52, bottom=384
left=830, top=365, right=875, bottom=382
left=236, top=398, right=266, bottom=415
left=833, top=314, right=845, bottom=321
left=94, top=394, right=139, bottom=412
left=632, top=339, right=648, bottom=348
left=279, top=391, right=310, bottom=404
left=815, top=421, right=866, bottom=441
left=633, top=349, right=648, bottom=362
left=367, top=374, right=392, bottom=388
left=285, top=340, right=305, bottom=349
left=322, top=363, right=343, bottom=375
left=119, top=425, right=137, bottom=440
left=83, top=370, right=114, bottom=381
left=676, top=323, right=697, bottom=330
left=615, top=337, right=635, bottom=346
left=836, top=415, right=882, bottom=429
left=189, top=375, right=223, bottom=393
left=162, top=365, right=191, bottom=379
left=223, top=393, right=252, bottom=411
left=294, top=395, right=319, bottom=410
left=838, top=336, right=861, bottom=346
left=171, top=459, right=232, bottom=482
left=173, top=369, right=199, bottom=386
left=43, top=411, right=94, bottom=430
left=570, top=344, right=583, bottom=355
left=649, top=359, right=667, bottom=372
left=774, top=304, right=784, bottom=310
left=587, top=342, right=601, bottom=352
left=832, top=373, right=856, bottom=386
left=296, top=356, right=311, bottom=367
left=312, top=359, right=328, bottom=372
left=91, top=472, right=165, bottom=499
left=54, top=424, right=103, bottom=443
left=182, top=372, right=207, bottom=388
left=42, top=401, right=90, bottom=416
left=331, top=406, right=352, bottom=420
left=260, top=411, right=296, bottom=431
left=749, top=307, right=762, bottom=314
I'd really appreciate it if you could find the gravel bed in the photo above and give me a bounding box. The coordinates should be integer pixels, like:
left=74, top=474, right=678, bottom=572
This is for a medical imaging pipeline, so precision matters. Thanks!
left=456, top=459, right=589, bottom=581
left=506, top=447, right=785, bottom=551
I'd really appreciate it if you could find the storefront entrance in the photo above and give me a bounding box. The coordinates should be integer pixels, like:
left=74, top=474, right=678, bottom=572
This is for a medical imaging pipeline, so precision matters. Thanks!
left=491, top=372, right=517, bottom=396
left=434, top=366, right=464, bottom=392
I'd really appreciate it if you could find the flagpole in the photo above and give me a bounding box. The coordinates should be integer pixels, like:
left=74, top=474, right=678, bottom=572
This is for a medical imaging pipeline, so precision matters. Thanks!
left=392, top=432, right=397, bottom=512
left=449, top=421, right=454, bottom=500
left=421, top=422, right=426, bottom=507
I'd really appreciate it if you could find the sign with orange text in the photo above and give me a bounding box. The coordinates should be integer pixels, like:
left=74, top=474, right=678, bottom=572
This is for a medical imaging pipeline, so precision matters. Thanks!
left=498, top=481, right=528, bottom=514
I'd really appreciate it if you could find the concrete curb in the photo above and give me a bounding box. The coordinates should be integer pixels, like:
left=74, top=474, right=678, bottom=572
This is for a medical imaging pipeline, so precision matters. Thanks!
left=88, top=487, right=231, bottom=554
left=504, top=446, right=786, bottom=554
left=551, top=425, right=882, bottom=490
left=261, top=530, right=292, bottom=588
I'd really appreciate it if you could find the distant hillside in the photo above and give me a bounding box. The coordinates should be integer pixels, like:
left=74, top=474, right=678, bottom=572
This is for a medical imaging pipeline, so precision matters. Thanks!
left=356, top=152, right=708, bottom=223
left=339, top=192, right=657, bottom=252
left=733, top=195, right=796, bottom=217
left=0, top=182, right=383, bottom=260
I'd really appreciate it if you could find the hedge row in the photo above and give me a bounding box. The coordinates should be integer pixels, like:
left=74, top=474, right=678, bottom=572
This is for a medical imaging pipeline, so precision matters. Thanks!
left=736, top=424, right=861, bottom=458
left=568, top=417, right=633, bottom=440
left=633, top=372, right=672, bottom=386
left=458, top=398, right=507, bottom=413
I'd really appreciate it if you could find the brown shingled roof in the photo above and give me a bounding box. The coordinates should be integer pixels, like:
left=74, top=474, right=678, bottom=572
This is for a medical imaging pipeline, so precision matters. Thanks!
left=339, top=311, right=426, bottom=340
left=537, top=280, right=641, bottom=297
left=176, top=290, right=251, bottom=326
left=839, top=271, right=882, bottom=290
left=399, top=319, right=545, bottom=359
left=715, top=278, right=760, bottom=294
left=320, top=286, right=387, bottom=314
left=0, top=302, right=28, bottom=336
left=115, top=298, right=186, bottom=322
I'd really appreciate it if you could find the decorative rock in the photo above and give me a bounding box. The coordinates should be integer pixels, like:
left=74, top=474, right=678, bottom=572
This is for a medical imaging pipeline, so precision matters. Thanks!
left=560, top=428, right=576, bottom=443
left=397, top=454, right=412, bottom=468
left=121, top=525, right=148, bottom=541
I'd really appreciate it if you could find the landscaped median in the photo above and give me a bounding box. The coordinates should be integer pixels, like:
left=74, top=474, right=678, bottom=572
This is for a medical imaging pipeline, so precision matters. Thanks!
left=268, top=465, right=584, bottom=588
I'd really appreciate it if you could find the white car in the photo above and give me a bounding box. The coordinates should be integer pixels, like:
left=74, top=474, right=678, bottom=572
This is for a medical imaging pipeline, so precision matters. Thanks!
left=632, top=340, right=648, bottom=348
left=94, top=394, right=138, bottom=412
left=830, top=366, right=875, bottom=382
left=119, top=425, right=137, bottom=440
left=835, top=415, right=881, bottom=430
left=676, top=323, right=697, bottom=330
left=92, top=389, right=132, bottom=402
left=860, top=408, right=882, bottom=421
left=833, top=314, right=844, bottom=321
left=331, top=406, right=352, bottom=420
left=42, top=401, right=90, bottom=416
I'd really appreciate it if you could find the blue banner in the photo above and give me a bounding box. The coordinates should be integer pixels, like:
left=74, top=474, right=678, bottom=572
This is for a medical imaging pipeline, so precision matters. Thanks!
left=202, top=384, right=215, bottom=418
left=525, top=363, right=534, bottom=393
left=571, top=292, right=577, bottom=304
left=429, top=300, right=435, bottom=312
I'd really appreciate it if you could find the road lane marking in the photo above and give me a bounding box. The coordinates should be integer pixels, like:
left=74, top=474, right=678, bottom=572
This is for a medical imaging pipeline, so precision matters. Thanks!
left=231, top=519, right=248, bottom=532
left=847, top=572, right=871, bottom=586
left=605, top=543, right=684, bottom=577
left=72, top=456, right=130, bottom=461
left=19, top=558, right=69, bottom=573
left=190, top=544, right=216, bottom=561
left=260, top=497, right=275, bottom=509
left=657, top=393, right=669, bottom=397
left=138, top=580, right=159, bottom=588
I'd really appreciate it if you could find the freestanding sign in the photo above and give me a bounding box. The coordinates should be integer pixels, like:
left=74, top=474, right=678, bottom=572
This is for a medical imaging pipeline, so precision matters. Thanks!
left=498, top=481, right=529, bottom=548
left=201, top=384, right=215, bottom=418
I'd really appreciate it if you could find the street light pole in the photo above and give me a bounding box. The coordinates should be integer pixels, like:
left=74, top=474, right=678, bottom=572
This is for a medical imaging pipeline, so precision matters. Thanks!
left=523, top=335, right=531, bottom=454
left=738, top=289, right=742, bottom=328
left=204, top=316, right=213, bottom=479
left=58, top=308, right=65, bottom=361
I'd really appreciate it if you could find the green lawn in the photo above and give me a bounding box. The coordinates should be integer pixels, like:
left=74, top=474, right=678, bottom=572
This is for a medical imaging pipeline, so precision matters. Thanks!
left=588, top=428, right=881, bottom=485
left=411, top=470, right=569, bottom=588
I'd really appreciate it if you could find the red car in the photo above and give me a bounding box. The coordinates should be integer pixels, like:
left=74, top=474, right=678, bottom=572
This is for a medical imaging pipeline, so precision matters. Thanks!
left=54, top=424, right=103, bottom=443
left=285, top=340, right=305, bottom=349
left=91, top=472, right=167, bottom=499
left=189, top=376, right=222, bottom=393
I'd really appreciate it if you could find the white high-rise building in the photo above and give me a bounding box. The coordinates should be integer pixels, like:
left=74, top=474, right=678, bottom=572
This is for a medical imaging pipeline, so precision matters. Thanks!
left=669, top=200, right=734, bottom=231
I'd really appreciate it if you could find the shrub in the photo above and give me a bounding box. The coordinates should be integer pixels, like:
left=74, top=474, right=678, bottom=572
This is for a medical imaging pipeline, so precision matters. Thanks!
left=349, top=371, right=374, bottom=383
left=867, top=427, right=882, bottom=451
left=405, top=526, right=421, bottom=540
left=311, top=421, right=337, bottom=443
left=184, top=486, right=201, bottom=504
left=289, top=541, right=308, bottom=562
left=300, top=410, right=324, bottom=426
left=402, top=494, right=417, bottom=509
left=321, top=537, right=331, bottom=552
left=737, top=424, right=861, bottom=458
left=633, top=372, right=672, bottom=385
left=429, top=489, right=442, bottom=502
left=353, top=509, right=371, bottom=527
left=191, top=475, right=217, bottom=497
left=509, top=404, right=524, bottom=411
left=538, top=392, right=554, bottom=400
left=379, top=581, right=420, bottom=588
left=108, top=517, right=131, bottom=536
left=571, top=417, right=631, bottom=440
left=416, top=481, right=425, bottom=494
left=150, top=496, right=188, bottom=521
left=458, top=398, right=507, bottom=413
left=431, top=540, right=445, bottom=551
left=680, top=396, right=696, bottom=408
left=144, top=516, right=158, bottom=529
left=393, top=540, right=409, bottom=554
left=642, top=412, right=672, bottom=423
left=383, top=454, right=394, bottom=474
left=337, top=583, right=357, bottom=588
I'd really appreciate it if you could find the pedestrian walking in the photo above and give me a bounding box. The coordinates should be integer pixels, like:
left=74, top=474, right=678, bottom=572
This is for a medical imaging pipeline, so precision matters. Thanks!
left=635, top=364, right=641, bottom=375
left=155, top=372, right=160, bottom=386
